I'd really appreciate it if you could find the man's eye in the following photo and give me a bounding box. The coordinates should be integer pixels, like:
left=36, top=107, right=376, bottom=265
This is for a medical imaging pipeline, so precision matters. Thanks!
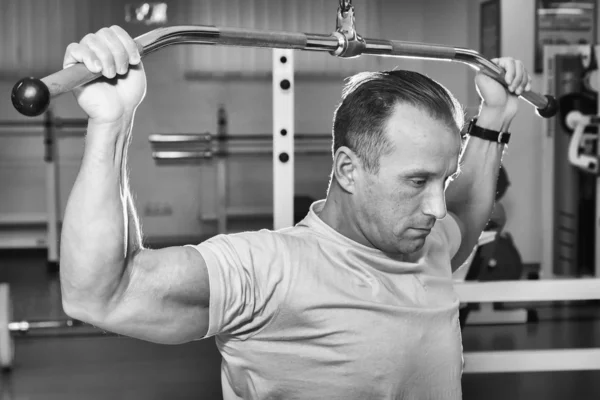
left=411, top=179, right=427, bottom=187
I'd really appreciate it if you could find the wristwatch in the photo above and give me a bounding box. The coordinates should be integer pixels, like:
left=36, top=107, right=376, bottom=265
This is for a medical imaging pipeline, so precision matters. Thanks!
left=466, top=118, right=510, bottom=144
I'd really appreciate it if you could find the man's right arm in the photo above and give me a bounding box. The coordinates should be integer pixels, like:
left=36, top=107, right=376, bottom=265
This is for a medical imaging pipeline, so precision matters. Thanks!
left=60, top=117, right=212, bottom=344
left=59, top=27, right=211, bottom=344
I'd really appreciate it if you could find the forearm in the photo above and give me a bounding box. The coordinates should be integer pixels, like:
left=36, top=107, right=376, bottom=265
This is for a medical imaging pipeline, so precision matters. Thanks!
left=123, top=136, right=143, bottom=252
left=60, top=116, right=142, bottom=313
left=446, top=109, right=510, bottom=237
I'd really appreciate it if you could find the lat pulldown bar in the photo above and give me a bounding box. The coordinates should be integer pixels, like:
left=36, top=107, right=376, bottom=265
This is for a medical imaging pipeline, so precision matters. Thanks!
left=10, top=0, right=558, bottom=119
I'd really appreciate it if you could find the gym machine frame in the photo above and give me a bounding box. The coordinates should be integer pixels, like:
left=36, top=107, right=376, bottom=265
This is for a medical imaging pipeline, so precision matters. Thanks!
left=149, top=103, right=332, bottom=235
left=7, top=0, right=574, bottom=376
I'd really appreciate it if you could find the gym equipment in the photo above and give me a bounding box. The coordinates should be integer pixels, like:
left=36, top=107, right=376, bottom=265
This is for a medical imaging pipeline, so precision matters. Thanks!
left=557, top=83, right=599, bottom=175
left=150, top=133, right=331, bottom=161
left=11, top=0, right=557, bottom=119
left=565, top=113, right=600, bottom=175
left=0, top=283, right=90, bottom=370
left=149, top=105, right=328, bottom=233
left=542, top=45, right=599, bottom=278
left=455, top=277, right=600, bottom=372
left=558, top=92, right=597, bottom=134
left=458, top=229, right=530, bottom=327
left=0, top=111, right=86, bottom=272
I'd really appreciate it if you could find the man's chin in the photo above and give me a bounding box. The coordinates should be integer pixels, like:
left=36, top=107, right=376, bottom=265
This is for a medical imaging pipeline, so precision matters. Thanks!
left=394, top=237, right=427, bottom=256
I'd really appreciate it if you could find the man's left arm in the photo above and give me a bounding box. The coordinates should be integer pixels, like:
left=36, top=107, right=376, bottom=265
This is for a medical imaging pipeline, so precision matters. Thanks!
left=445, top=57, right=532, bottom=270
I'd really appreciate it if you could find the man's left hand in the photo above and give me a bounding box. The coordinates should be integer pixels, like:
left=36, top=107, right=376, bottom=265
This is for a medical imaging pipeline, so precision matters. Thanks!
left=475, top=57, right=532, bottom=129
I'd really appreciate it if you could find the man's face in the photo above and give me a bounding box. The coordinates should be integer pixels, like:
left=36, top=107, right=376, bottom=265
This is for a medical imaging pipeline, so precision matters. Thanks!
left=353, top=103, right=461, bottom=255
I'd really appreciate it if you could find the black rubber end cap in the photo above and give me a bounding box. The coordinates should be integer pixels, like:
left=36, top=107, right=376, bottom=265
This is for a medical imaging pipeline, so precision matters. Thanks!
left=11, top=77, right=50, bottom=117
left=536, top=94, right=559, bottom=119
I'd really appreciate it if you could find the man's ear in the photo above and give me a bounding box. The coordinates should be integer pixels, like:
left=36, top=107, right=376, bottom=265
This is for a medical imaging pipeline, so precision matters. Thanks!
left=332, top=146, right=360, bottom=194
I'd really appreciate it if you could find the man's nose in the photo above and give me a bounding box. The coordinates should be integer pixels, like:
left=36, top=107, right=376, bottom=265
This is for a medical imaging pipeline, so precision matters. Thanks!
left=421, top=185, right=447, bottom=220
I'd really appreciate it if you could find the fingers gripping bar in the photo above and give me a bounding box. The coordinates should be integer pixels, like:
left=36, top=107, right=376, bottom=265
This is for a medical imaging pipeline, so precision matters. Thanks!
left=11, top=24, right=558, bottom=118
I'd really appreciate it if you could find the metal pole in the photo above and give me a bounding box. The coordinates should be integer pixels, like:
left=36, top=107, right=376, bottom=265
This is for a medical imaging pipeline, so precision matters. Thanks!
left=216, top=105, right=228, bottom=234
left=44, top=110, right=60, bottom=269
left=273, top=49, right=295, bottom=230
left=596, top=45, right=600, bottom=278
left=8, top=319, right=81, bottom=333
left=13, top=24, right=557, bottom=117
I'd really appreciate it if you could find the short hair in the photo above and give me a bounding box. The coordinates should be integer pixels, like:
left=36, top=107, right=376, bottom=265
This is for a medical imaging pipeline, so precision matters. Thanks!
left=332, top=70, right=465, bottom=174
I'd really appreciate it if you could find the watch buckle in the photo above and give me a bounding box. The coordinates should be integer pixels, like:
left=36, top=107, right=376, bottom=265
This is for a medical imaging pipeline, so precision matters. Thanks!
left=497, top=131, right=506, bottom=143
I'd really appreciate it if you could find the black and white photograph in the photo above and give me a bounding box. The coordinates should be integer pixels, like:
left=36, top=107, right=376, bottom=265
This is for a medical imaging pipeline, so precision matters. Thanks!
left=0, top=1, right=598, bottom=399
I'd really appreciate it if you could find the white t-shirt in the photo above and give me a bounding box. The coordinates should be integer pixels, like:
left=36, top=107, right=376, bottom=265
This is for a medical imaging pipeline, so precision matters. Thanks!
left=189, top=200, right=464, bottom=400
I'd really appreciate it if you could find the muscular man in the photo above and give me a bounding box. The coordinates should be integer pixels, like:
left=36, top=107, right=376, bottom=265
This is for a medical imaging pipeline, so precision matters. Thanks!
left=60, top=26, right=531, bottom=399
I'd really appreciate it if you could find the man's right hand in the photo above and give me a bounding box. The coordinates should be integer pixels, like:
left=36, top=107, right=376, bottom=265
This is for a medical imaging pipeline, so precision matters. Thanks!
left=64, top=26, right=146, bottom=125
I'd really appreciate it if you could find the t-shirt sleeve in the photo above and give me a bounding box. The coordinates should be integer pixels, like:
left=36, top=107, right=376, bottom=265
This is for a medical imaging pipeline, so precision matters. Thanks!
left=186, top=231, right=286, bottom=339
left=436, top=213, right=462, bottom=259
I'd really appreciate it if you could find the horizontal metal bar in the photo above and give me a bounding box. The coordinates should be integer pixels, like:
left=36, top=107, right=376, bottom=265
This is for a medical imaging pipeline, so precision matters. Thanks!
left=463, top=349, right=600, bottom=373
left=137, top=26, right=340, bottom=57
left=0, top=119, right=86, bottom=129
left=9, top=319, right=82, bottom=333
left=14, top=24, right=555, bottom=118
left=149, top=133, right=331, bottom=143
left=454, top=279, right=600, bottom=303
left=364, top=38, right=456, bottom=59
left=0, top=129, right=85, bottom=138
left=152, top=147, right=330, bottom=160
left=0, top=120, right=46, bottom=128
left=152, top=151, right=212, bottom=159
left=202, top=205, right=273, bottom=221
left=0, top=235, right=47, bottom=249
left=137, top=27, right=551, bottom=112
left=217, top=133, right=331, bottom=141
left=149, top=133, right=212, bottom=143
left=52, top=119, right=88, bottom=128
left=0, top=212, right=50, bottom=225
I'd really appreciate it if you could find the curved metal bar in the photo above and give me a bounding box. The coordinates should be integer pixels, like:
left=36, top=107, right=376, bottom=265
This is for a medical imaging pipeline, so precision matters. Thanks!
left=12, top=24, right=557, bottom=118
left=136, top=26, right=339, bottom=56
left=453, top=48, right=548, bottom=111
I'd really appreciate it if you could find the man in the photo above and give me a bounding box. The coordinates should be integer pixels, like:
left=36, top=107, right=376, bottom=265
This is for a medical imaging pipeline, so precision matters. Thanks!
left=60, top=26, right=531, bottom=399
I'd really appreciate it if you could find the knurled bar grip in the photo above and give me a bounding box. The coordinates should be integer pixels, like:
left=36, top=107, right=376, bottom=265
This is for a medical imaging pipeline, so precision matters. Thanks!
left=219, top=27, right=309, bottom=48
left=390, top=40, right=456, bottom=58
left=11, top=25, right=558, bottom=118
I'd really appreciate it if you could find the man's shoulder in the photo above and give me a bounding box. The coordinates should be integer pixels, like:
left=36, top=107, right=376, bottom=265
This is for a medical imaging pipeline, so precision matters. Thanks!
left=202, top=225, right=315, bottom=254
left=432, top=213, right=462, bottom=258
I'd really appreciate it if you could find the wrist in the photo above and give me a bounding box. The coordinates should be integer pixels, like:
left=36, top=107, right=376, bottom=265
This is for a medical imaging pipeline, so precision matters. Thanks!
left=84, top=115, right=134, bottom=156
left=476, top=106, right=515, bottom=132
left=88, top=114, right=134, bottom=137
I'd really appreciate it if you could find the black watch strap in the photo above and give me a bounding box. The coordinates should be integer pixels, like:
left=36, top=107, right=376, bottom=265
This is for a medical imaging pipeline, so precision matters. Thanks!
left=467, top=118, right=510, bottom=144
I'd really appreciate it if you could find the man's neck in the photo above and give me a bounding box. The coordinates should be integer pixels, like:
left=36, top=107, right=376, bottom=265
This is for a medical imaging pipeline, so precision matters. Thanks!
left=319, top=184, right=416, bottom=262
left=319, top=185, right=374, bottom=249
